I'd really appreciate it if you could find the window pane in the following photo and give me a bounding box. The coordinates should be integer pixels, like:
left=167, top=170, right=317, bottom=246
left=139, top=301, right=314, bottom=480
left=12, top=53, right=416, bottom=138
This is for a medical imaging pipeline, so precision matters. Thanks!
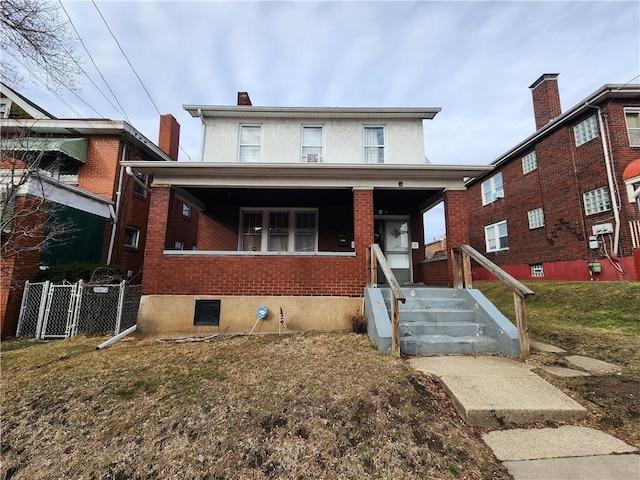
left=268, top=212, right=289, bottom=251
left=241, top=126, right=261, bottom=144
left=295, top=212, right=316, bottom=252
left=303, top=127, right=322, bottom=146
left=242, top=212, right=263, bottom=251
left=240, top=146, right=260, bottom=162
left=364, top=127, right=384, bottom=146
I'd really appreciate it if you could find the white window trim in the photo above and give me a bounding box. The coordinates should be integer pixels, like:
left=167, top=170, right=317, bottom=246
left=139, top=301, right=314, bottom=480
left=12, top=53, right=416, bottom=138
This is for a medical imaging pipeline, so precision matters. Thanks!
left=573, top=115, right=599, bottom=147
left=123, top=226, right=140, bottom=249
left=363, top=125, right=386, bottom=164
left=481, top=172, right=504, bottom=206
left=583, top=187, right=611, bottom=216
left=0, top=99, right=12, bottom=118
left=522, top=151, right=538, bottom=174
left=527, top=207, right=545, bottom=229
left=301, top=125, right=324, bottom=162
left=624, top=108, right=640, bottom=147
left=132, top=171, right=148, bottom=198
left=530, top=263, right=544, bottom=277
left=238, top=124, right=262, bottom=162
left=239, top=208, right=319, bottom=253
left=182, top=202, right=191, bottom=219
left=484, top=220, right=509, bottom=253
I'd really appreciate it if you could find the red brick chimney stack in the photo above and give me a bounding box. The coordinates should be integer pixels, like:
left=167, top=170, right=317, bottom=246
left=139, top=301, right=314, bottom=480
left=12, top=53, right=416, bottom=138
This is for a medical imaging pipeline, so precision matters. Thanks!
left=158, top=114, right=180, bottom=161
left=529, top=73, right=562, bottom=130
left=237, top=92, right=252, bottom=106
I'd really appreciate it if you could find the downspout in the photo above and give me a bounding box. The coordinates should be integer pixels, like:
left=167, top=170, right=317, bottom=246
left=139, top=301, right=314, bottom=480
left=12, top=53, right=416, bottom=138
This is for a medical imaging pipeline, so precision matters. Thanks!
left=107, top=140, right=127, bottom=264
left=593, top=106, right=621, bottom=254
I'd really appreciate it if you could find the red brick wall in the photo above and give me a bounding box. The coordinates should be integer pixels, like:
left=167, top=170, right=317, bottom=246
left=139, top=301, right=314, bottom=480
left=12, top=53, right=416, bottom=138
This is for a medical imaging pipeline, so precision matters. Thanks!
left=165, top=190, right=199, bottom=250
left=419, top=257, right=449, bottom=286
left=77, top=137, right=121, bottom=200
left=443, top=190, right=469, bottom=286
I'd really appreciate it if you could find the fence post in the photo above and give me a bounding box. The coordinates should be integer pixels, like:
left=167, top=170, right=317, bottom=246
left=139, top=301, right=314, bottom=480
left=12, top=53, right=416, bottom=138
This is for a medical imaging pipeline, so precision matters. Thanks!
left=69, top=280, right=84, bottom=338
left=514, top=292, right=530, bottom=359
left=115, top=280, right=126, bottom=334
left=35, top=280, right=50, bottom=340
left=16, top=281, right=31, bottom=336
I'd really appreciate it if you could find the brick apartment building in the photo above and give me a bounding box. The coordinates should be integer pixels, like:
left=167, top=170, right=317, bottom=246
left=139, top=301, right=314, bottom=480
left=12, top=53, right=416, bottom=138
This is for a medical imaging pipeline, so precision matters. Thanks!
left=465, top=74, right=640, bottom=281
left=0, top=82, right=193, bottom=337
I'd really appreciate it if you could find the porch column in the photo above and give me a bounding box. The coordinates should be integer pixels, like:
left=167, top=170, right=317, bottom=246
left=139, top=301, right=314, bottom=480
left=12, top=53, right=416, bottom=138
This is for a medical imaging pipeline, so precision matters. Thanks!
left=443, top=190, right=469, bottom=287
left=353, top=188, right=374, bottom=283
left=142, top=185, right=171, bottom=295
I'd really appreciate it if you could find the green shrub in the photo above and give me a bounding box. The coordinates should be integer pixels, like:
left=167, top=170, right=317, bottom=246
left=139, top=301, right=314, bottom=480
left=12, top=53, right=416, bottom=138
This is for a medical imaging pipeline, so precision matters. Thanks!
left=35, top=262, right=124, bottom=284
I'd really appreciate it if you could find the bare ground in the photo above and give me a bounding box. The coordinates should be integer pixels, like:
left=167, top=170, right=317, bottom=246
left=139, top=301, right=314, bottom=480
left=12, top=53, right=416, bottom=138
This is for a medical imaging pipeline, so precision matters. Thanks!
left=1, top=333, right=508, bottom=480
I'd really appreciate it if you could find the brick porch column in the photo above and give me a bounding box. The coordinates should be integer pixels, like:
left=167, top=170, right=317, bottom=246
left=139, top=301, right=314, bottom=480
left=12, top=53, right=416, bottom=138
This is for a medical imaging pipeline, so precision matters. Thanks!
left=142, top=186, right=171, bottom=295
left=353, top=188, right=374, bottom=286
left=443, top=190, right=469, bottom=287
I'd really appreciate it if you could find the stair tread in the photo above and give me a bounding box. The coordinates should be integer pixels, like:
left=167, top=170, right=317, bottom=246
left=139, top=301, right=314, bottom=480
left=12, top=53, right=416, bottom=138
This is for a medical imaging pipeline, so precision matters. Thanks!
left=401, top=335, right=498, bottom=343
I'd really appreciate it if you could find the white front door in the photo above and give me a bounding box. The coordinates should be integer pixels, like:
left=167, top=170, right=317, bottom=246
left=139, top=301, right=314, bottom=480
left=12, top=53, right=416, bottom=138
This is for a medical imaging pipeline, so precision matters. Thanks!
left=376, top=219, right=412, bottom=284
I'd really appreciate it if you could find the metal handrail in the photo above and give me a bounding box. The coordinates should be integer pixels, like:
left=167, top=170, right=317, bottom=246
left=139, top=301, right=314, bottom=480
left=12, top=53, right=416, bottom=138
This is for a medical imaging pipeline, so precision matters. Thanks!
left=452, top=244, right=535, bottom=359
left=367, top=243, right=406, bottom=357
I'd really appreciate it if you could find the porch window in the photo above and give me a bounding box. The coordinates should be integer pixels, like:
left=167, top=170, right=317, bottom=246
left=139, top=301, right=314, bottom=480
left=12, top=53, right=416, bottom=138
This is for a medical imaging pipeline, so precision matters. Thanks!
left=240, top=209, right=318, bottom=252
left=364, top=126, right=385, bottom=163
left=485, top=220, right=509, bottom=252
left=239, top=125, right=261, bottom=162
left=302, top=126, right=323, bottom=162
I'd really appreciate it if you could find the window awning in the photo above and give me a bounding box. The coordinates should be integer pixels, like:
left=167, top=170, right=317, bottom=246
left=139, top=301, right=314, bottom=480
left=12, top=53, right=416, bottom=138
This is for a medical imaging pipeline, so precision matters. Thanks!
left=2, top=137, right=89, bottom=163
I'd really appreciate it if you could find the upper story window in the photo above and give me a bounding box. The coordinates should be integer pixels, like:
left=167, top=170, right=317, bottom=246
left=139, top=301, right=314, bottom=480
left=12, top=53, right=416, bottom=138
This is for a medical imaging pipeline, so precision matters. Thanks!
left=481, top=172, right=504, bottom=206
left=182, top=202, right=191, bottom=219
left=123, top=226, right=140, bottom=249
left=132, top=172, right=148, bottom=197
left=583, top=187, right=611, bottom=215
left=528, top=207, right=545, bottom=229
left=485, top=220, right=509, bottom=252
left=522, top=151, right=538, bottom=174
left=39, top=159, right=80, bottom=185
left=240, top=209, right=318, bottom=252
left=573, top=115, right=598, bottom=147
left=624, top=108, right=640, bottom=147
left=239, top=125, right=261, bottom=162
left=0, top=100, right=11, bottom=118
left=363, top=126, right=385, bottom=164
left=301, top=126, right=323, bottom=162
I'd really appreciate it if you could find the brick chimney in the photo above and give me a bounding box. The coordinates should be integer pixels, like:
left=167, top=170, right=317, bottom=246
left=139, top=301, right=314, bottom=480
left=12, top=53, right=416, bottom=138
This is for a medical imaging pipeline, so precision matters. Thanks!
left=158, top=114, right=180, bottom=161
left=237, top=91, right=252, bottom=106
left=529, top=74, right=562, bottom=130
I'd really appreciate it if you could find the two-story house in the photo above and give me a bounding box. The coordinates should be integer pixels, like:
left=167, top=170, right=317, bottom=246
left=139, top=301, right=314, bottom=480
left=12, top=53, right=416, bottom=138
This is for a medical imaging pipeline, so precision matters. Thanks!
left=465, top=74, right=640, bottom=281
left=123, top=92, right=491, bottom=337
left=0, top=82, right=190, bottom=337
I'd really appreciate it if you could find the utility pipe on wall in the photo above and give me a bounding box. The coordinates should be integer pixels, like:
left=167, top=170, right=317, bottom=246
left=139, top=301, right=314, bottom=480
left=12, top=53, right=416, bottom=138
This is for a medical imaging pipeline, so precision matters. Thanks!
left=107, top=140, right=127, bottom=264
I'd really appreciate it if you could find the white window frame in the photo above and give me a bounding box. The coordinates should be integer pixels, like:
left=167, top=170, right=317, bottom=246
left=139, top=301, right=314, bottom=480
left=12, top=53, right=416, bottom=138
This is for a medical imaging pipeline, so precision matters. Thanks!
left=530, top=263, right=544, bottom=277
left=484, top=220, right=509, bottom=253
left=527, top=207, right=545, bottom=229
left=573, top=115, right=599, bottom=147
left=481, top=172, right=504, bottom=206
left=238, top=124, right=262, bottom=162
left=0, top=99, right=12, bottom=118
left=624, top=108, right=640, bottom=147
left=583, top=187, right=611, bottom=216
left=239, top=208, right=318, bottom=252
left=182, top=202, right=191, bottom=219
left=301, top=125, right=323, bottom=162
left=522, top=151, right=538, bottom=174
left=174, top=239, right=184, bottom=250
left=363, top=126, right=385, bottom=164
left=123, top=226, right=140, bottom=249
left=132, top=171, right=148, bottom=198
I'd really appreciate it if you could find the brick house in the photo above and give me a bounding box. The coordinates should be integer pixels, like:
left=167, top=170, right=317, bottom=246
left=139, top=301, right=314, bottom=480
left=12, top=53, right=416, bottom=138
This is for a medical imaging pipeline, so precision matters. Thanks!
left=465, top=74, right=640, bottom=281
left=123, top=92, right=491, bottom=337
left=0, top=82, right=188, bottom=337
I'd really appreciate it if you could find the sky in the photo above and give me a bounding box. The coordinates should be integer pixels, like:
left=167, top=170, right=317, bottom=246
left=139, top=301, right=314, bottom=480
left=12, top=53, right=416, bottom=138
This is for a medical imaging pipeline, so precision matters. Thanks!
left=9, top=0, right=640, bottom=240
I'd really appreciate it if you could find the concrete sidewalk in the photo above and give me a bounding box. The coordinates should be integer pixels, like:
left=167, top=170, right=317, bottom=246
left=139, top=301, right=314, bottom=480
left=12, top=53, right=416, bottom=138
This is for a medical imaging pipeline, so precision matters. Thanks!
left=408, top=354, right=639, bottom=480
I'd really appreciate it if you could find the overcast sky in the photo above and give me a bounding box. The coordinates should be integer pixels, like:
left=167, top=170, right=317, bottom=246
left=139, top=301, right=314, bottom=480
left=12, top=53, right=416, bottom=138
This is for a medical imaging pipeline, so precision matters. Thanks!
left=12, top=0, right=640, bottom=239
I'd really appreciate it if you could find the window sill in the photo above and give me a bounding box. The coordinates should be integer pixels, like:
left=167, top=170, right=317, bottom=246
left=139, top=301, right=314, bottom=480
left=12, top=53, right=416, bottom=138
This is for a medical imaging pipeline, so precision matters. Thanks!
left=163, top=250, right=356, bottom=257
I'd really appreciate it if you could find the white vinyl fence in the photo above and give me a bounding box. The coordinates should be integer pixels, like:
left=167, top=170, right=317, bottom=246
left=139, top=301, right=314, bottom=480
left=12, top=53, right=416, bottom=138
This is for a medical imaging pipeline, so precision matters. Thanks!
left=16, top=280, right=140, bottom=339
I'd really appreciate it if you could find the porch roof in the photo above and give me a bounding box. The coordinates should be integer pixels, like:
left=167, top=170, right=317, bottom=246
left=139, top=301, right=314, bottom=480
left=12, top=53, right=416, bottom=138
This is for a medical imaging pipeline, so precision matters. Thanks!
left=120, top=161, right=493, bottom=191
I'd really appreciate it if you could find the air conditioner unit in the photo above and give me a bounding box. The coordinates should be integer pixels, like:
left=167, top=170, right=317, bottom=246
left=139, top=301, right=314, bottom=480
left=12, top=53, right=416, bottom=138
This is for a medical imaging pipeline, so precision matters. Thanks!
left=305, top=153, right=320, bottom=163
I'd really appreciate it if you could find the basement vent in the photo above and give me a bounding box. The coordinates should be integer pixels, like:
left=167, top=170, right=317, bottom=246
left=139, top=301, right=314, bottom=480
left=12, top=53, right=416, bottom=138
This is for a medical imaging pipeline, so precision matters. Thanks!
left=194, top=299, right=221, bottom=326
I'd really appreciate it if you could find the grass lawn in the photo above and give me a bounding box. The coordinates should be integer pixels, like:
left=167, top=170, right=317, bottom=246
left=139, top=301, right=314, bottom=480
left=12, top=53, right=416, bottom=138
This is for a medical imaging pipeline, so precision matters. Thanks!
left=1, top=333, right=507, bottom=480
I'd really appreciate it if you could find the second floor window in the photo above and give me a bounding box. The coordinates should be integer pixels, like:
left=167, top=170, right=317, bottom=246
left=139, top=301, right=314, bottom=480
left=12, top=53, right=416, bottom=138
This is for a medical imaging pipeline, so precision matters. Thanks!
left=182, top=202, right=191, bottom=219
left=481, top=172, right=504, bottom=206
left=302, top=126, right=323, bottom=162
left=522, top=151, right=537, bottom=174
left=573, top=115, right=598, bottom=147
left=123, top=226, right=140, bottom=249
left=528, top=207, right=545, bottom=229
left=583, top=187, right=611, bottom=215
left=133, top=172, right=148, bottom=197
left=625, top=109, right=640, bottom=147
left=239, top=125, right=261, bottom=162
left=364, top=126, right=385, bottom=164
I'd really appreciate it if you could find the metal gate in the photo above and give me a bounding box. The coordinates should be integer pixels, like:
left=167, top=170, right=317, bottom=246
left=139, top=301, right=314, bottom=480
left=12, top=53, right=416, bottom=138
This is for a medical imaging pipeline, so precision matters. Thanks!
left=16, top=280, right=141, bottom=339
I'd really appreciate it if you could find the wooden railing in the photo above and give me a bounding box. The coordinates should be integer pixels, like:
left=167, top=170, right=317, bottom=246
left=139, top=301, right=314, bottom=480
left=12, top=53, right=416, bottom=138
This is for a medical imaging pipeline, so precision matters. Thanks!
left=452, top=244, right=535, bottom=359
left=367, top=244, right=406, bottom=357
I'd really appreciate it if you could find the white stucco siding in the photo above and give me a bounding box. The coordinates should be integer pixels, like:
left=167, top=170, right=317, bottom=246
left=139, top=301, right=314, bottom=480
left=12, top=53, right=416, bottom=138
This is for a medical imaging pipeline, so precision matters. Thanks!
left=200, top=117, right=427, bottom=164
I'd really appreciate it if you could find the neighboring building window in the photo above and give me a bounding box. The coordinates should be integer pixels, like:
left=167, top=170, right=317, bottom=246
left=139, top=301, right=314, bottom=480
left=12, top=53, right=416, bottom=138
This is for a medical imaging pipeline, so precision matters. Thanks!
left=302, top=126, right=323, bottom=162
left=530, top=264, right=544, bottom=277
left=624, top=108, right=640, bottom=147
left=363, top=126, right=385, bottom=163
left=174, top=239, right=184, bottom=250
left=485, top=220, right=509, bottom=252
left=522, top=151, right=537, bottom=174
left=527, top=207, right=545, bottom=229
left=0, top=100, right=11, bottom=118
left=583, top=187, right=611, bottom=215
left=123, top=226, right=140, bottom=249
left=0, top=185, right=16, bottom=233
left=132, top=172, right=148, bottom=197
left=239, top=125, right=261, bottom=162
left=240, top=209, right=318, bottom=252
left=39, top=161, right=80, bottom=185
left=573, top=115, right=598, bottom=147
left=481, top=172, right=504, bottom=206
left=182, top=202, right=191, bottom=219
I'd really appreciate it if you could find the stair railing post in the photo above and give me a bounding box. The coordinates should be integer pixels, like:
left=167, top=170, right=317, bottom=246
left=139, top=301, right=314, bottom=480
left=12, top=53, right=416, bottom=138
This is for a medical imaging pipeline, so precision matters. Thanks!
left=462, top=251, right=473, bottom=289
left=514, top=291, right=530, bottom=359
left=451, top=249, right=463, bottom=289
left=370, top=246, right=378, bottom=286
left=391, top=289, right=400, bottom=358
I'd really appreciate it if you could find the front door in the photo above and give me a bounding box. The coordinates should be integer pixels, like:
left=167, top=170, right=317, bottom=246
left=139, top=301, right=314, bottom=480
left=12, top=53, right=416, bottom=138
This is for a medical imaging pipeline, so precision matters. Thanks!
left=375, top=219, right=412, bottom=284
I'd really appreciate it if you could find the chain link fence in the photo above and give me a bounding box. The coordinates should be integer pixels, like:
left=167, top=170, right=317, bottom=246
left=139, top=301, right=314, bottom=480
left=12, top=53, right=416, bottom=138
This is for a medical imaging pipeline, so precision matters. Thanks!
left=16, top=280, right=141, bottom=339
